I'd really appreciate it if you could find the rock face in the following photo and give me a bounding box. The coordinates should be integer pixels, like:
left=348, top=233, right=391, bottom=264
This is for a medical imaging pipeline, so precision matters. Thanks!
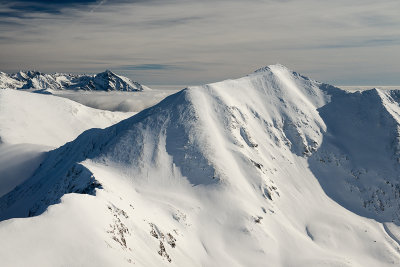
left=1, top=64, right=400, bottom=266
left=0, top=70, right=148, bottom=91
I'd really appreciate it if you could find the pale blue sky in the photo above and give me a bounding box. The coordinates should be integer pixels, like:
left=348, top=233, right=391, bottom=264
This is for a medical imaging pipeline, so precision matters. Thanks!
left=0, top=0, right=399, bottom=85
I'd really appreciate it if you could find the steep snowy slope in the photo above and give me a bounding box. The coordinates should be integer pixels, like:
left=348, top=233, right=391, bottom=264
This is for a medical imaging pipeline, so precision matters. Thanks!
left=310, top=88, right=400, bottom=223
left=0, top=70, right=149, bottom=91
left=1, top=65, right=400, bottom=266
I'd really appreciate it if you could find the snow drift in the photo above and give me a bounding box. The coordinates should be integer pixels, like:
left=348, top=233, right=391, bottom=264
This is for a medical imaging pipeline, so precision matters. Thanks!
left=1, top=65, right=400, bottom=266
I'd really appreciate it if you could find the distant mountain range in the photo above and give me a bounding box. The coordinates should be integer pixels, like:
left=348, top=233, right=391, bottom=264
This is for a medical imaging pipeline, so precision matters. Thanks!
left=0, top=70, right=149, bottom=91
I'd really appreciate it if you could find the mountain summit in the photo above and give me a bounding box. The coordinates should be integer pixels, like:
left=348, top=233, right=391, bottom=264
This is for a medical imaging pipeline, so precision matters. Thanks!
left=0, top=70, right=148, bottom=91
left=1, top=64, right=400, bottom=266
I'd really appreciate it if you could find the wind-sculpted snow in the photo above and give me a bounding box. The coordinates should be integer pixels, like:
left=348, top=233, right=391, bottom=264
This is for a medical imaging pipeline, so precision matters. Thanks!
left=1, top=64, right=400, bottom=266
left=0, top=70, right=148, bottom=91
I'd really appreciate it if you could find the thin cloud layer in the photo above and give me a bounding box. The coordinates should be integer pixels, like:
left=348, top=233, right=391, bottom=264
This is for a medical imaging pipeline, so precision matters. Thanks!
left=0, top=0, right=399, bottom=85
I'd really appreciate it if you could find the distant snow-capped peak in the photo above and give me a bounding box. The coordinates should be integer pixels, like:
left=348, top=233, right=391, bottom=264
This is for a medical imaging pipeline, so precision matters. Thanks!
left=0, top=70, right=148, bottom=91
left=92, top=70, right=146, bottom=91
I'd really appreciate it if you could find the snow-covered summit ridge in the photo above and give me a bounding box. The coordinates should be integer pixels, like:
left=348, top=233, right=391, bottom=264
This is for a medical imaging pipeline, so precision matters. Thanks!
left=253, top=63, right=289, bottom=73
left=2, top=65, right=400, bottom=265
left=0, top=69, right=149, bottom=91
left=254, top=64, right=313, bottom=82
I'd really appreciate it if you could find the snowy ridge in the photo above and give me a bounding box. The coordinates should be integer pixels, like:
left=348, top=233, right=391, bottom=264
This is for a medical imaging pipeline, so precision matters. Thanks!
left=1, top=65, right=400, bottom=266
left=0, top=70, right=149, bottom=91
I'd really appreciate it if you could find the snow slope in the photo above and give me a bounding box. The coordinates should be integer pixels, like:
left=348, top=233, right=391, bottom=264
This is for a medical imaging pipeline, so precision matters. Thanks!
left=0, top=70, right=149, bottom=91
left=0, top=143, right=49, bottom=197
left=310, top=88, right=400, bottom=223
left=1, top=65, right=400, bottom=266
left=0, top=89, right=134, bottom=147
left=0, top=89, right=134, bottom=198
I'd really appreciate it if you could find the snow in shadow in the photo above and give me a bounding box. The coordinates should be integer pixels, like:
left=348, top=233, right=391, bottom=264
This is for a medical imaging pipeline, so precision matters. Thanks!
left=309, top=85, right=400, bottom=225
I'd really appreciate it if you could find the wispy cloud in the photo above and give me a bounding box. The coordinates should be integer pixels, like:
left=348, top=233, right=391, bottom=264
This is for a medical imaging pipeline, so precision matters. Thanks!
left=0, top=0, right=95, bottom=17
left=0, top=0, right=399, bottom=85
left=118, top=64, right=179, bottom=70
left=303, top=37, right=400, bottom=50
left=90, top=0, right=107, bottom=13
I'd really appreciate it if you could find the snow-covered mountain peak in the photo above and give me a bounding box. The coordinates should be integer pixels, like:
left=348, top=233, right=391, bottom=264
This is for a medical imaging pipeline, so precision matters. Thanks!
left=0, top=66, right=332, bottom=221
left=92, top=69, right=144, bottom=91
left=18, top=70, right=42, bottom=78
left=95, top=69, right=117, bottom=79
left=253, top=63, right=291, bottom=74
left=253, top=64, right=313, bottom=85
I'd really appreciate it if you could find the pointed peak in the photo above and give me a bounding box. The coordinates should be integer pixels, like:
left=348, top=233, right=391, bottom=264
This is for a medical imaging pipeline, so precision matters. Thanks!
left=251, top=64, right=315, bottom=83
left=101, top=69, right=116, bottom=76
left=253, top=63, right=291, bottom=74
left=94, top=70, right=118, bottom=79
